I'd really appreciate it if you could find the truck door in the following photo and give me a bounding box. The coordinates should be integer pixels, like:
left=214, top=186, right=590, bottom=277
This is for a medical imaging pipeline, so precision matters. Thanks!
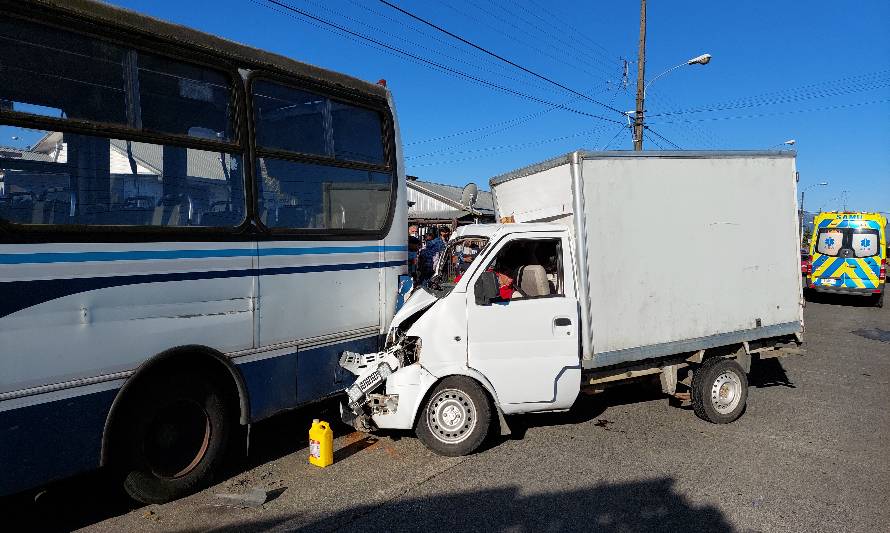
left=466, top=234, right=581, bottom=408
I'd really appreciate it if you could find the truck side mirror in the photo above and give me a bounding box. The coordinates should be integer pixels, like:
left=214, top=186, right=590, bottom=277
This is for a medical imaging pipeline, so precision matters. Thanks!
left=474, top=271, right=500, bottom=306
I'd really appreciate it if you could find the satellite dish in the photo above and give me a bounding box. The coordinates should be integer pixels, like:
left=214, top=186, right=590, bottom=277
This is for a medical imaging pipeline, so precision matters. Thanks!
left=460, top=182, right=478, bottom=208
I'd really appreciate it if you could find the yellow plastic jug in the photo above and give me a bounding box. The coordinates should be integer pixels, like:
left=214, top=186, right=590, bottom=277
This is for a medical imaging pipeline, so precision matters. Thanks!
left=308, top=419, right=333, bottom=468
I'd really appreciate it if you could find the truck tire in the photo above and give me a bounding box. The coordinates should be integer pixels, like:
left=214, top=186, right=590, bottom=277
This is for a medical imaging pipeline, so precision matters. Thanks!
left=118, top=373, right=233, bottom=504
left=875, top=291, right=884, bottom=308
left=691, top=357, right=748, bottom=424
left=416, top=376, right=491, bottom=456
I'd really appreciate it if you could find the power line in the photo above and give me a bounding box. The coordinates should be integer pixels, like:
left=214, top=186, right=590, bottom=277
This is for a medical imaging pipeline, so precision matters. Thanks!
left=342, top=0, right=525, bottom=79
left=644, top=131, right=667, bottom=150
left=644, top=125, right=681, bottom=149
left=298, top=0, right=560, bottom=95
left=475, top=0, right=620, bottom=76
left=411, top=127, right=603, bottom=161
left=525, top=0, right=623, bottom=67
left=409, top=127, right=602, bottom=167
left=377, top=0, right=627, bottom=117
left=648, top=70, right=890, bottom=118
left=602, top=124, right=630, bottom=150
left=648, top=97, right=890, bottom=124
left=256, top=0, right=624, bottom=125
left=405, top=96, right=583, bottom=156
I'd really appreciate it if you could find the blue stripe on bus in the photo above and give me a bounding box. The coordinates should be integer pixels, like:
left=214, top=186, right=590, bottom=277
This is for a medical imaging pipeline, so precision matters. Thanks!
left=0, top=260, right=405, bottom=318
left=0, top=245, right=408, bottom=265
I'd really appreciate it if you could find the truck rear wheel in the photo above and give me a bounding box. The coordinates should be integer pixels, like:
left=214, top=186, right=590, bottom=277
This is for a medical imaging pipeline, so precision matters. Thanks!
left=416, top=376, right=491, bottom=456
left=692, top=357, right=748, bottom=424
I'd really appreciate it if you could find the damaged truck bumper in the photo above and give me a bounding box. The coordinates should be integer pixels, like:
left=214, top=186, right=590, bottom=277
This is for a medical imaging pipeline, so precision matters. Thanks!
left=339, top=343, right=432, bottom=431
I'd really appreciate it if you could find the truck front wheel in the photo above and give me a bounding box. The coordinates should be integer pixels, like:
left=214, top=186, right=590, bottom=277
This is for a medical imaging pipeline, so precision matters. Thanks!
left=692, top=357, right=748, bottom=424
left=416, top=376, right=491, bottom=456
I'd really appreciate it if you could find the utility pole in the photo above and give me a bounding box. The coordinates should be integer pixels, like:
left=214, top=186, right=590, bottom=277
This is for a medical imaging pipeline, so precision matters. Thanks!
left=633, top=0, right=647, bottom=151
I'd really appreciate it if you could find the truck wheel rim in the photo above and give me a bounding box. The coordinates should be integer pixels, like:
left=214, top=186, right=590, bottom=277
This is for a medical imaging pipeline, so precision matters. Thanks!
left=427, top=389, right=476, bottom=444
left=711, top=371, right=742, bottom=414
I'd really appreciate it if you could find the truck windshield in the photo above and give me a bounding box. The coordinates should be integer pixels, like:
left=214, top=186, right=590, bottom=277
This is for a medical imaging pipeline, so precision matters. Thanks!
left=432, top=236, right=489, bottom=288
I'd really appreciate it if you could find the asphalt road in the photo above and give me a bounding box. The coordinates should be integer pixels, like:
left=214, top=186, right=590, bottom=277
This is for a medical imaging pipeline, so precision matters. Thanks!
left=4, top=293, right=888, bottom=532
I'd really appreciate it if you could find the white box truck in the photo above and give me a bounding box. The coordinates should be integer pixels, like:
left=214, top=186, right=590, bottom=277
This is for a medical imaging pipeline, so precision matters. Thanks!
left=340, top=151, right=804, bottom=456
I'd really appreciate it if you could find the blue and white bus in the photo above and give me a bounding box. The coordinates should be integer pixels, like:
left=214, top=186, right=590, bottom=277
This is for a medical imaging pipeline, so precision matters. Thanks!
left=0, top=0, right=407, bottom=503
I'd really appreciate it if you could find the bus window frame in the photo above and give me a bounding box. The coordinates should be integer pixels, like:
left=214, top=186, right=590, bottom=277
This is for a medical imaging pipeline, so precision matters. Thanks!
left=245, top=71, right=398, bottom=240
left=0, top=7, right=253, bottom=243
left=0, top=6, right=400, bottom=244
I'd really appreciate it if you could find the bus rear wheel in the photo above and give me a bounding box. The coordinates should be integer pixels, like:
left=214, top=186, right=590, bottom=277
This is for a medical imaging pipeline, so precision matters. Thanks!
left=118, top=374, right=233, bottom=504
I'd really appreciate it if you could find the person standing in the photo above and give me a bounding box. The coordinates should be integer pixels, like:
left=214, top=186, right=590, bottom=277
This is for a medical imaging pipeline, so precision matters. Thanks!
left=418, top=227, right=446, bottom=283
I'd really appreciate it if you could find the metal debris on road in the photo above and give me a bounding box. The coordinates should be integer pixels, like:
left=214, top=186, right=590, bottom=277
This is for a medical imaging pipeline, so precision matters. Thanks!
left=214, top=488, right=272, bottom=508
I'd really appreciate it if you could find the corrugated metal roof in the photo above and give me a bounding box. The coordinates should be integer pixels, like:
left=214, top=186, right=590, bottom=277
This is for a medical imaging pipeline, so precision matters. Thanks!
left=407, top=180, right=493, bottom=221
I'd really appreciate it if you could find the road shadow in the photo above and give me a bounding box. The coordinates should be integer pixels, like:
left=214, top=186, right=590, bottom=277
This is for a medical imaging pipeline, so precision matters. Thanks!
left=804, top=290, right=880, bottom=308
left=505, top=379, right=664, bottom=440
left=0, top=397, right=354, bottom=533
left=192, top=477, right=734, bottom=533
left=748, top=357, right=795, bottom=389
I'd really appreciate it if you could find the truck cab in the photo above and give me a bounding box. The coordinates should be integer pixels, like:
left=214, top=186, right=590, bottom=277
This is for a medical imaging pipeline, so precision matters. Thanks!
left=340, top=223, right=583, bottom=454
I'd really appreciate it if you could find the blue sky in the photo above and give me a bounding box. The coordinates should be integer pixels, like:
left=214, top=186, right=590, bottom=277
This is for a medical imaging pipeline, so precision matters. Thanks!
left=105, top=0, right=889, bottom=212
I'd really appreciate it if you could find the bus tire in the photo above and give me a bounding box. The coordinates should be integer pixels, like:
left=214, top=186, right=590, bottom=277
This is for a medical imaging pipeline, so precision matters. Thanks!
left=875, top=291, right=884, bottom=308
left=691, top=357, right=748, bottom=424
left=416, top=376, right=491, bottom=456
left=119, top=373, right=233, bottom=504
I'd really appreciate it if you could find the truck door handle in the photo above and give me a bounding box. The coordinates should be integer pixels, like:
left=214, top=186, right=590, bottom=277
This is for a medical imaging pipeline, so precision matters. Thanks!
left=554, top=317, right=572, bottom=326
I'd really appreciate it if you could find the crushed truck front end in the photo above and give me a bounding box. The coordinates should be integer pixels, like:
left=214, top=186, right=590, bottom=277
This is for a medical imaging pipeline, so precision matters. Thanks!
left=338, top=224, right=503, bottom=432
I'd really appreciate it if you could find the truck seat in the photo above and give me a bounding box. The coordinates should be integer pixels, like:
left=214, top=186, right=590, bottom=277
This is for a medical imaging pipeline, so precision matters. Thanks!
left=517, top=265, right=550, bottom=297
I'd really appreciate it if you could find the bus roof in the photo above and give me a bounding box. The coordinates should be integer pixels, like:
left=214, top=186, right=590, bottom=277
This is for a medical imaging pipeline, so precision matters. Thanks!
left=24, top=0, right=389, bottom=100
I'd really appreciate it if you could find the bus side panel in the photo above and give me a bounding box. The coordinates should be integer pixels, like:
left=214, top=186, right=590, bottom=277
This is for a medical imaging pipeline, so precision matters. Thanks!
left=0, top=243, right=257, bottom=395
left=0, top=386, right=118, bottom=497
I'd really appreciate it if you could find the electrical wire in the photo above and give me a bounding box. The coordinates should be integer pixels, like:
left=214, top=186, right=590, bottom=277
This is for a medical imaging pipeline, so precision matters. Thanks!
left=409, top=127, right=602, bottom=167
left=648, top=70, right=890, bottom=118
left=525, top=0, right=622, bottom=67
left=298, top=0, right=560, bottom=95
left=439, top=0, right=617, bottom=84
left=643, top=126, right=682, bottom=149
left=377, top=0, right=627, bottom=117
left=405, top=96, right=583, bottom=157
left=648, top=97, right=890, bottom=125
left=643, top=131, right=666, bottom=150
left=343, top=0, right=526, bottom=80
left=405, top=100, right=576, bottom=146
left=255, top=0, right=624, bottom=125
left=473, top=0, right=620, bottom=76
left=601, top=124, right=629, bottom=150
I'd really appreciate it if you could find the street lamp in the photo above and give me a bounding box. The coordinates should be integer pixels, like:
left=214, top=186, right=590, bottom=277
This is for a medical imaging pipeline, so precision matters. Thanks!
left=768, top=139, right=796, bottom=150
left=635, top=53, right=711, bottom=150
left=800, top=181, right=828, bottom=242
left=643, top=53, right=712, bottom=99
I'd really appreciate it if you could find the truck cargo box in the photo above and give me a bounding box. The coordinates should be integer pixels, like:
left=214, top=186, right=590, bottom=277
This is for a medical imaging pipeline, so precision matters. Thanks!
left=491, top=151, right=803, bottom=368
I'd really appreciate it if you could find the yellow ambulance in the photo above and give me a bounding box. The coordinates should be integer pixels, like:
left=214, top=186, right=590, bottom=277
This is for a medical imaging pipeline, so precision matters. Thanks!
left=806, top=212, right=887, bottom=307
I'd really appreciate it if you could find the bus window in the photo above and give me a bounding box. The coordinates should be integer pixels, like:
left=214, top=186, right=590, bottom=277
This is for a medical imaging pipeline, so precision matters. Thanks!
left=0, top=126, right=244, bottom=227
left=251, top=79, right=391, bottom=231
left=0, top=17, right=234, bottom=141
left=257, top=158, right=390, bottom=230
left=252, top=80, right=385, bottom=165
